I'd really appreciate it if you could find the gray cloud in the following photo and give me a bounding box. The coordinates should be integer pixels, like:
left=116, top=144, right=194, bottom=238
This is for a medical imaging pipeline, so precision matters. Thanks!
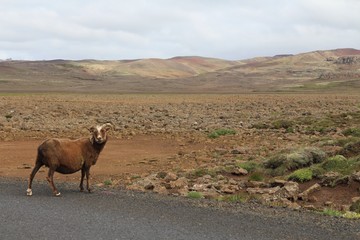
left=0, top=0, right=359, bottom=60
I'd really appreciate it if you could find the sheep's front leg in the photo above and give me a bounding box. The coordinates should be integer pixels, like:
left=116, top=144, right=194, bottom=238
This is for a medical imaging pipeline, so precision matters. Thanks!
left=85, top=168, right=92, bottom=193
left=80, top=168, right=85, bottom=192
left=46, top=169, right=61, bottom=196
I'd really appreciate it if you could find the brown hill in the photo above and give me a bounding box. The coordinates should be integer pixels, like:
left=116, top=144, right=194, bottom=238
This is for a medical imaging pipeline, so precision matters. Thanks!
left=0, top=48, right=360, bottom=93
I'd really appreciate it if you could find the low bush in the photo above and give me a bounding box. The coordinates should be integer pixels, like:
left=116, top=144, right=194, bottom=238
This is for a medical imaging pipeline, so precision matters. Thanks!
left=321, top=155, right=349, bottom=173
left=187, top=191, right=203, bottom=199
left=264, top=147, right=326, bottom=175
left=350, top=200, right=360, bottom=213
left=271, top=119, right=294, bottom=131
left=288, top=168, right=313, bottom=182
left=222, top=193, right=249, bottom=203
left=236, top=161, right=259, bottom=173
left=340, top=140, right=360, bottom=158
left=251, top=123, right=270, bottom=129
left=342, top=128, right=360, bottom=137
left=249, top=172, right=265, bottom=182
left=208, top=128, right=236, bottom=139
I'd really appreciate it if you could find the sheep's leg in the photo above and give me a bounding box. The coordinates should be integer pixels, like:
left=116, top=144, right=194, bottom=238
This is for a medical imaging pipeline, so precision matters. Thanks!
left=46, top=169, right=61, bottom=196
left=27, top=161, right=43, bottom=196
left=79, top=168, right=85, bottom=192
left=85, top=168, right=92, bottom=193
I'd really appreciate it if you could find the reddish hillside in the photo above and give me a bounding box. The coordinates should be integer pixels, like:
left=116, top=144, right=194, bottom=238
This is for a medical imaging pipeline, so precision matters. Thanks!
left=0, top=48, right=359, bottom=93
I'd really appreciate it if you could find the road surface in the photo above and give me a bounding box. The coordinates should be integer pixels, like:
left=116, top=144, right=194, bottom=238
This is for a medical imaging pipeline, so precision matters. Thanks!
left=0, top=179, right=359, bottom=240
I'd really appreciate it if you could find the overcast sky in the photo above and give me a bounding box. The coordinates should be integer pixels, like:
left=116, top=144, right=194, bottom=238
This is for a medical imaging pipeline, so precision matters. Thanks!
left=1, top=0, right=360, bottom=60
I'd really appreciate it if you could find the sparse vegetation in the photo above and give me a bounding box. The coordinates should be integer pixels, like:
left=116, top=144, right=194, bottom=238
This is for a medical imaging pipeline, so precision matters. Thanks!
left=350, top=200, right=360, bottom=213
left=321, top=155, right=351, bottom=174
left=187, top=191, right=203, bottom=199
left=208, top=128, right=236, bottom=139
left=288, top=168, right=313, bottom=182
left=104, top=179, right=112, bottom=186
left=2, top=93, right=360, bottom=215
left=271, top=119, right=294, bottom=132
left=343, top=128, right=360, bottom=137
left=322, top=208, right=343, bottom=217
left=264, top=147, right=326, bottom=175
left=236, top=161, right=259, bottom=173
left=222, top=193, right=249, bottom=203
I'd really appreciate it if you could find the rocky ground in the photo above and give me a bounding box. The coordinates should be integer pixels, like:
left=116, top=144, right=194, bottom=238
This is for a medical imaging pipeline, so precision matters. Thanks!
left=1, top=93, right=360, bottom=217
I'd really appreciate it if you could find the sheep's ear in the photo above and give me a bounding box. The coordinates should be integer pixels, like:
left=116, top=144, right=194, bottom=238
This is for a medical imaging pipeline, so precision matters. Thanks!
left=88, top=126, right=97, bottom=133
left=102, top=123, right=113, bottom=132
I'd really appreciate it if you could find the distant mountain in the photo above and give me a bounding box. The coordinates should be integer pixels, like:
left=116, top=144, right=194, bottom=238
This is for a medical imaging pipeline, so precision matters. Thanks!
left=0, top=48, right=360, bottom=93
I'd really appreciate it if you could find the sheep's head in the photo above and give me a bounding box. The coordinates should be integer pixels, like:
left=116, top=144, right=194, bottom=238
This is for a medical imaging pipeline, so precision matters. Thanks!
left=89, top=123, right=113, bottom=144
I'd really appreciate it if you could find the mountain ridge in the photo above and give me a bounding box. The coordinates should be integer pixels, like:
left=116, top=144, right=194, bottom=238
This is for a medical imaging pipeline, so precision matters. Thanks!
left=1, top=48, right=360, bottom=93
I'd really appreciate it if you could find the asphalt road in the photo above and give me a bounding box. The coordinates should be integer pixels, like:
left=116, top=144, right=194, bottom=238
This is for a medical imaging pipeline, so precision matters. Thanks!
left=0, top=179, right=359, bottom=240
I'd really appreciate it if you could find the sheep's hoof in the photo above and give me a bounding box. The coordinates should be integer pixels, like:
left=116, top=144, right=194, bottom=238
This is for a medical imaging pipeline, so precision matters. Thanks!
left=54, top=192, right=61, bottom=197
left=26, top=188, right=33, bottom=196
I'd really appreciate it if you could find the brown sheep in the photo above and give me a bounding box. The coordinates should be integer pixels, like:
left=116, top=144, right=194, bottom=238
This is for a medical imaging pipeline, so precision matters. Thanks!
left=26, top=123, right=113, bottom=196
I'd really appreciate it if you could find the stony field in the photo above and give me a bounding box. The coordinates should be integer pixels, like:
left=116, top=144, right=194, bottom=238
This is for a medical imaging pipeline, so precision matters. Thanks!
left=1, top=93, right=360, bottom=217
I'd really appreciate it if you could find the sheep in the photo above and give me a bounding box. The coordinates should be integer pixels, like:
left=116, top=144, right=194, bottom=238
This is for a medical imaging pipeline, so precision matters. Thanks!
left=26, top=123, right=113, bottom=196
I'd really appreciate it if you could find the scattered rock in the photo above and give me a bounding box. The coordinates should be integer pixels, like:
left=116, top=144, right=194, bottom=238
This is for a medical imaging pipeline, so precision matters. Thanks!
left=350, top=199, right=360, bottom=213
left=320, top=172, right=341, bottom=186
left=230, top=147, right=247, bottom=154
left=164, top=172, right=178, bottom=181
left=299, top=183, right=321, bottom=201
left=170, top=177, right=189, bottom=189
left=351, top=171, right=360, bottom=182
left=231, top=167, right=248, bottom=176
left=214, top=148, right=228, bottom=155
left=247, top=186, right=281, bottom=195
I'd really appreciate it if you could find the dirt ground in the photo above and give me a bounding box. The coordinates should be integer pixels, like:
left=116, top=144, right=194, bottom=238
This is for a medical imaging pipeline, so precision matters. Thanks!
left=0, top=135, right=208, bottom=183
left=1, top=93, right=360, bottom=210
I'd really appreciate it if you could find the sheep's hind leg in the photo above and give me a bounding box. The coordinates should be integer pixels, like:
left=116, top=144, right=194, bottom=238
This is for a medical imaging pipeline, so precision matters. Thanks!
left=46, top=169, right=61, bottom=196
left=85, top=168, right=92, bottom=193
left=79, top=168, right=85, bottom=192
left=27, top=161, right=43, bottom=196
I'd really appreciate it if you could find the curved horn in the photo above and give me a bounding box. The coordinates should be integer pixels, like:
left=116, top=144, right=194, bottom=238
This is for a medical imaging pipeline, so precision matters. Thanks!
left=101, top=123, right=113, bottom=131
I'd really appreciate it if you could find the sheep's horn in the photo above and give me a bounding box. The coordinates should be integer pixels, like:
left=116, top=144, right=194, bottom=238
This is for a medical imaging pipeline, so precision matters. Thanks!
left=101, top=123, right=113, bottom=130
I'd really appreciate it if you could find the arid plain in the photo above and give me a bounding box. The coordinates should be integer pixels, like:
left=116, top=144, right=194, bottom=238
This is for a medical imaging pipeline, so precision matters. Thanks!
left=1, top=48, right=360, bottom=215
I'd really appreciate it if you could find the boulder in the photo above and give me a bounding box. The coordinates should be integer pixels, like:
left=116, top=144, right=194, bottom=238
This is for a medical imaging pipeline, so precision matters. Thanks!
left=299, top=183, right=321, bottom=201
left=247, top=186, right=281, bottom=195
left=170, top=177, right=189, bottom=189
left=351, top=171, right=360, bottom=182
left=231, top=167, right=248, bottom=176
left=164, top=172, right=178, bottom=181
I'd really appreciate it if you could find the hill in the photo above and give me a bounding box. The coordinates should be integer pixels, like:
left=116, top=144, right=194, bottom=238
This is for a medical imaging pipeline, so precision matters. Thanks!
left=0, top=48, right=360, bottom=93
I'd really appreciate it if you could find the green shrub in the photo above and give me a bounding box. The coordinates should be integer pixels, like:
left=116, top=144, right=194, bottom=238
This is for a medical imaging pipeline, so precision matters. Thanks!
left=223, top=193, right=249, bottom=203
left=208, top=128, right=236, bottom=139
left=288, top=168, right=313, bottom=182
left=264, top=147, right=326, bottom=174
left=236, top=161, right=259, bottom=173
left=321, top=155, right=349, bottom=173
left=341, top=140, right=360, bottom=158
left=322, top=208, right=342, bottom=217
left=249, top=172, right=265, bottom=182
left=350, top=200, right=360, bottom=213
left=251, top=123, right=270, bottom=129
left=305, top=119, right=335, bottom=134
left=187, top=191, right=203, bottom=199
left=272, top=119, right=294, bottom=130
left=310, top=165, right=326, bottom=179
left=343, top=128, right=360, bottom=137
left=305, top=147, right=327, bottom=163
left=104, top=179, right=112, bottom=186
left=264, top=154, right=287, bottom=169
